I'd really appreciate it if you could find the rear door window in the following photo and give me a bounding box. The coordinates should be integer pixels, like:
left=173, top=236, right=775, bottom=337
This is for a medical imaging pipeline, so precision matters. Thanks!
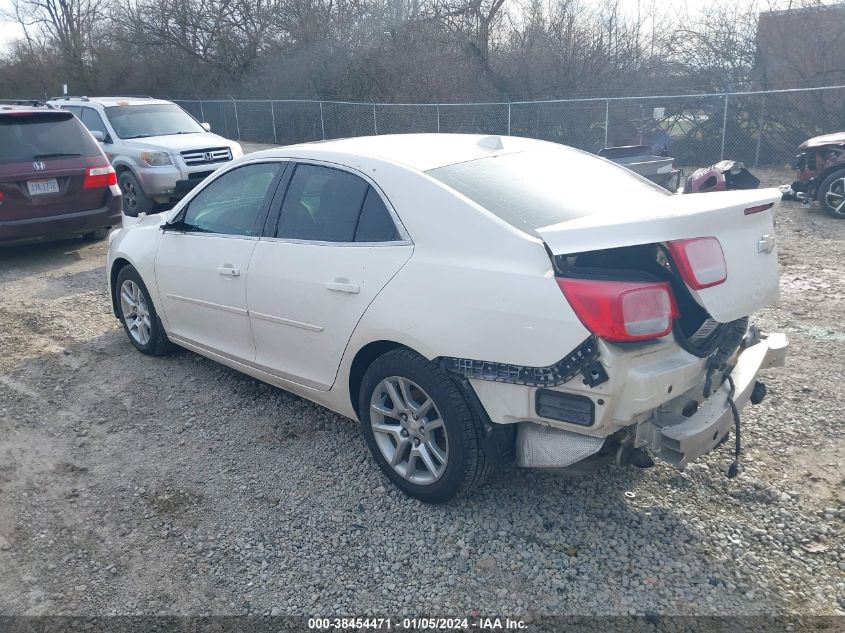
left=0, top=113, right=102, bottom=164
left=276, top=164, right=399, bottom=242
left=354, top=187, right=400, bottom=242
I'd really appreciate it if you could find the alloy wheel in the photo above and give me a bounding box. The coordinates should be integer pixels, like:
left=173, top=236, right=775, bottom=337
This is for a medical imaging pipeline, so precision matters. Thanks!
left=369, top=376, right=449, bottom=485
left=824, top=177, right=845, bottom=216
left=119, top=279, right=152, bottom=346
left=122, top=180, right=137, bottom=209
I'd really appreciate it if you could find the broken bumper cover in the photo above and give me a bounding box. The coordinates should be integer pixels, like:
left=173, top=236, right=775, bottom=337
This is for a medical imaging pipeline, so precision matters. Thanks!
left=636, top=331, right=788, bottom=468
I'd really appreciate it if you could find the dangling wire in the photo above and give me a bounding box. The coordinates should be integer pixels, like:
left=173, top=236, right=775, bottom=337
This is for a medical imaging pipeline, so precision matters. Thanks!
left=725, top=375, right=741, bottom=479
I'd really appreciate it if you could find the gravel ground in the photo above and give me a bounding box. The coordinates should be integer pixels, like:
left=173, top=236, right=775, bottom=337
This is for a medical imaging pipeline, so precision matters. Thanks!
left=0, top=167, right=843, bottom=620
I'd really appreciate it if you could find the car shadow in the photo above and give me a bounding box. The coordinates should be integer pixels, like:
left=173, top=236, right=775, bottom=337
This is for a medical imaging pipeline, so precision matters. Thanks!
left=0, top=237, right=92, bottom=276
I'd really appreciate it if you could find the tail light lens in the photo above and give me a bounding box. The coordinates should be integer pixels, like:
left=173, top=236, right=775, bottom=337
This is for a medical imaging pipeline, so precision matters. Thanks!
left=557, top=278, right=678, bottom=342
left=666, top=237, right=727, bottom=290
left=83, top=166, right=117, bottom=189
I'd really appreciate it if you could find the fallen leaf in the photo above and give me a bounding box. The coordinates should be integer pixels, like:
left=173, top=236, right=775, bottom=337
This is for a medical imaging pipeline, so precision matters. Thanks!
left=801, top=541, right=828, bottom=553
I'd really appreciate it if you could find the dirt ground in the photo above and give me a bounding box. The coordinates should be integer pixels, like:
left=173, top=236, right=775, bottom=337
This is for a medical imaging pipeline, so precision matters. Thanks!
left=0, top=168, right=843, bottom=618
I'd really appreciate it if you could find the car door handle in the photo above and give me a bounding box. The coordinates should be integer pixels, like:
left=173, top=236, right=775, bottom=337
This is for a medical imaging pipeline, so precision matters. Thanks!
left=216, top=265, right=240, bottom=277
left=326, top=279, right=360, bottom=294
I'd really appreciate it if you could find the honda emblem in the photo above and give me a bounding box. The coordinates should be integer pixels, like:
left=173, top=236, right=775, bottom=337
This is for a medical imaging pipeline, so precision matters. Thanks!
left=33, top=161, right=46, bottom=171
left=204, top=152, right=214, bottom=161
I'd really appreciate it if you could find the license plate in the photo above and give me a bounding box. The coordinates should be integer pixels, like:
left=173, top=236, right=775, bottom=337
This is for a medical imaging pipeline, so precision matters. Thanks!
left=27, top=178, right=60, bottom=196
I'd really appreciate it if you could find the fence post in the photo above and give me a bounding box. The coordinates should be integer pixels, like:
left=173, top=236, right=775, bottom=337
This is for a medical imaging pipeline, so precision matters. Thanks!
left=231, top=96, right=241, bottom=141
left=604, top=99, right=609, bottom=148
left=269, top=100, right=278, bottom=145
left=639, top=104, right=644, bottom=145
left=507, top=101, right=511, bottom=136
left=754, top=95, right=766, bottom=168
left=720, top=94, right=729, bottom=160
left=319, top=101, right=326, bottom=140
left=373, top=102, right=378, bottom=135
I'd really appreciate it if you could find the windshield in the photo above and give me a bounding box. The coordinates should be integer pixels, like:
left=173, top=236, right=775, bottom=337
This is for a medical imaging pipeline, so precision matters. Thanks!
left=104, top=104, right=205, bottom=139
left=0, top=113, right=101, bottom=164
left=427, top=148, right=670, bottom=236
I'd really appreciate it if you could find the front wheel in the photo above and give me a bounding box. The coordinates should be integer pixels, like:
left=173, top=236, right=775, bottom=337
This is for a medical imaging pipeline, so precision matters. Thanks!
left=359, top=349, right=492, bottom=503
left=818, top=169, right=845, bottom=218
left=118, top=171, right=154, bottom=217
left=115, top=265, right=173, bottom=356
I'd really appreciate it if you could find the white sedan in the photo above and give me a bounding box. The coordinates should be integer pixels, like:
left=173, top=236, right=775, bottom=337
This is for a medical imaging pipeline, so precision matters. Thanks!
left=107, top=134, right=787, bottom=502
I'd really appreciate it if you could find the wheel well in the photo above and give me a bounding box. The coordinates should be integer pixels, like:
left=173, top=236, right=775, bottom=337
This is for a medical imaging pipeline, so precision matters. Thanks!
left=109, top=258, right=131, bottom=317
left=114, top=164, right=132, bottom=177
left=348, top=340, right=408, bottom=418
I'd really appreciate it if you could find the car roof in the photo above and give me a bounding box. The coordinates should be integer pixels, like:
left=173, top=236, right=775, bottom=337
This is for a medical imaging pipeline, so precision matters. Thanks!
left=254, top=133, right=556, bottom=172
left=48, top=96, right=174, bottom=107
left=800, top=131, right=845, bottom=150
left=0, top=104, right=67, bottom=116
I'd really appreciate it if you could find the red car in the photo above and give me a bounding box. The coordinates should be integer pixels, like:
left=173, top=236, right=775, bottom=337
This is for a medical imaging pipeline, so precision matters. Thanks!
left=791, top=132, right=845, bottom=219
left=0, top=103, right=122, bottom=244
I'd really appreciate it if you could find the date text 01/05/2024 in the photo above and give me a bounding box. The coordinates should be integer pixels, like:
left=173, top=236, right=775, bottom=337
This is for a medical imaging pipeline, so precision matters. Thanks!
left=307, top=617, right=528, bottom=630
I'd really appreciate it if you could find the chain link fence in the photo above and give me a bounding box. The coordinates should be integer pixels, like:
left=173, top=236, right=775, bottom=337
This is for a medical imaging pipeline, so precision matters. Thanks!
left=175, top=85, right=845, bottom=167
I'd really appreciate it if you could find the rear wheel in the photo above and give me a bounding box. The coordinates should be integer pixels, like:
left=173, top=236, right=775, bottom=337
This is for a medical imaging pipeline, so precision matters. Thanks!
left=119, top=171, right=154, bottom=217
left=359, top=349, right=492, bottom=503
left=115, top=265, right=173, bottom=356
left=818, top=169, right=845, bottom=218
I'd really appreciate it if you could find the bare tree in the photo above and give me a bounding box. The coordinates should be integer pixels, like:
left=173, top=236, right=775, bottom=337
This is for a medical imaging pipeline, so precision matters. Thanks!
left=3, top=0, right=103, bottom=91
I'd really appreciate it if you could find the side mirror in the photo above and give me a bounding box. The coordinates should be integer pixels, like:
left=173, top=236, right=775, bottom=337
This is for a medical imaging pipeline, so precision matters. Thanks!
left=90, top=130, right=105, bottom=142
left=201, top=122, right=211, bottom=132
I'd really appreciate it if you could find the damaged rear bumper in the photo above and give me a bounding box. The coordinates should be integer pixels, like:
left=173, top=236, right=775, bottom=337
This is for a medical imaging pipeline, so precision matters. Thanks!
left=511, top=330, right=787, bottom=469
left=635, top=330, right=788, bottom=468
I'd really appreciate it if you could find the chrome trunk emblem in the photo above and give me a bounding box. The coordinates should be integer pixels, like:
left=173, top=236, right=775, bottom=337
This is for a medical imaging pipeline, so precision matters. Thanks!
left=33, top=161, right=46, bottom=171
left=757, top=234, right=776, bottom=254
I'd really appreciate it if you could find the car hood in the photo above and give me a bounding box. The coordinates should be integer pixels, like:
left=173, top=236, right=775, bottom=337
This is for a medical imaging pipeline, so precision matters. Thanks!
left=120, top=133, right=239, bottom=152
left=799, top=131, right=845, bottom=150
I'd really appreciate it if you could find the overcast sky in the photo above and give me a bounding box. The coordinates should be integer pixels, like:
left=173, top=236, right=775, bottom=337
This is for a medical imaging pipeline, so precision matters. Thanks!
left=0, top=0, right=23, bottom=50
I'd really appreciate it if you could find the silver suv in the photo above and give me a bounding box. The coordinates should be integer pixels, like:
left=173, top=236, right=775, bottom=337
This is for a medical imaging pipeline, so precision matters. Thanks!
left=48, top=96, right=243, bottom=216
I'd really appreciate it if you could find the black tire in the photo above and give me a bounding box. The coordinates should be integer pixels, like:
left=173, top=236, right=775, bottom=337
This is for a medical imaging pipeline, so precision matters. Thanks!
left=81, top=227, right=110, bottom=242
left=818, top=169, right=845, bottom=219
left=115, top=265, right=174, bottom=356
left=358, top=348, right=493, bottom=503
left=118, top=171, right=154, bottom=217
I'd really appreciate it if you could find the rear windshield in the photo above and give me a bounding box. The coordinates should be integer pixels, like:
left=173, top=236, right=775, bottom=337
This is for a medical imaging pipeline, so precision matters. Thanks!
left=427, top=148, right=670, bottom=236
left=105, top=104, right=205, bottom=139
left=0, top=113, right=101, bottom=164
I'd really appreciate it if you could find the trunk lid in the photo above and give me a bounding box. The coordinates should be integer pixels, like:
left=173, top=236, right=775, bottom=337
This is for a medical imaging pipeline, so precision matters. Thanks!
left=537, top=189, right=782, bottom=323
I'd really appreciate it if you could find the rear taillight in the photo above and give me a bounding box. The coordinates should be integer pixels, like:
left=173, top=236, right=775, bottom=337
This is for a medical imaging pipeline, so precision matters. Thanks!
left=557, top=278, right=678, bottom=342
left=83, top=166, right=117, bottom=189
left=666, top=237, right=727, bottom=290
